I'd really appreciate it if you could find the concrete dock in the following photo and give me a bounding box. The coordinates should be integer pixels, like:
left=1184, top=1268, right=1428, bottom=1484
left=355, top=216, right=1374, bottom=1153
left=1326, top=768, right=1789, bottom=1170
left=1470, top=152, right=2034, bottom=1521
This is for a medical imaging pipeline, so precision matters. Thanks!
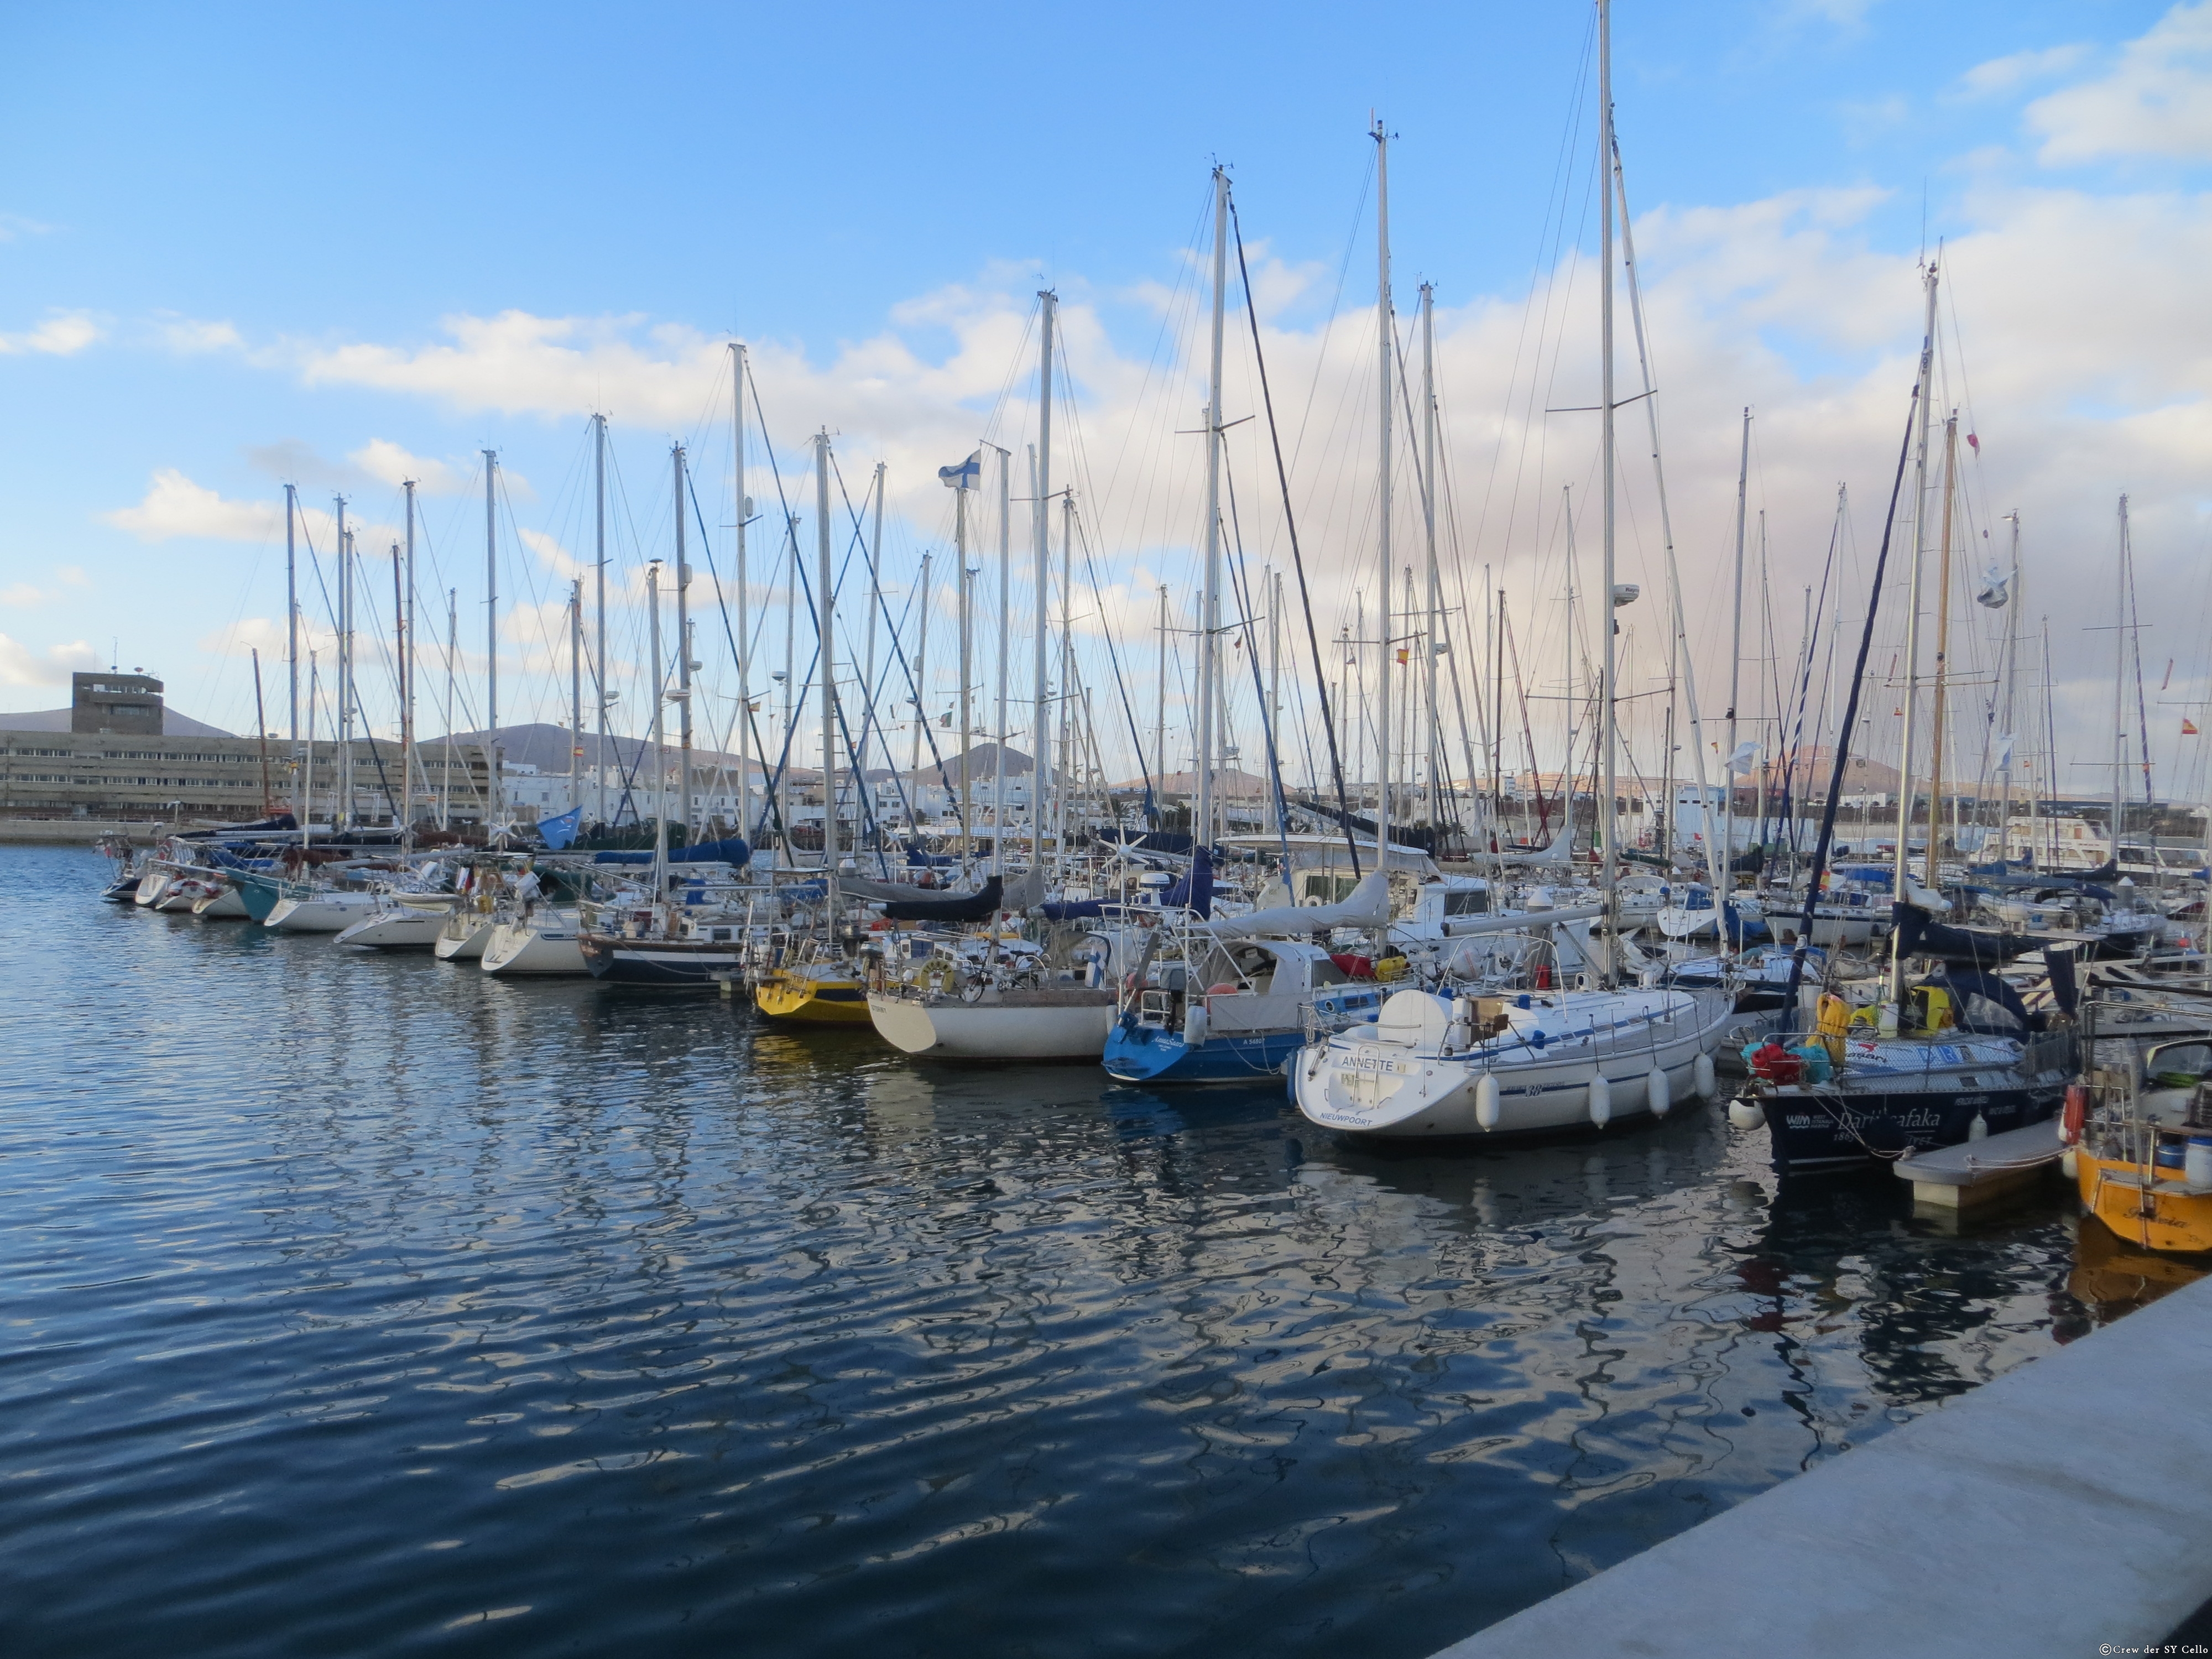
left=1432, top=1273, right=2212, bottom=1658
left=1893, top=1117, right=2065, bottom=1213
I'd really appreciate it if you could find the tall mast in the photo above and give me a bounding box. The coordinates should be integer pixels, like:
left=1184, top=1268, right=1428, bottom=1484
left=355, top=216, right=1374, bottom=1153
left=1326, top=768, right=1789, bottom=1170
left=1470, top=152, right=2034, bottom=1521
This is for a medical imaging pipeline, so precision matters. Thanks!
left=989, top=444, right=1011, bottom=869
left=1269, top=568, right=1284, bottom=835
left=865, top=461, right=884, bottom=794
left=2000, top=510, right=2021, bottom=851
left=648, top=560, right=665, bottom=877
left=569, top=578, right=583, bottom=816
left=442, top=589, right=456, bottom=829
left=953, top=460, right=972, bottom=838
left=390, top=542, right=404, bottom=826
left=1927, top=415, right=1960, bottom=857
left=1196, top=166, right=1229, bottom=854
left=674, top=444, right=693, bottom=844
left=1034, top=292, right=1057, bottom=870
left=815, top=431, right=839, bottom=917
left=483, top=449, right=500, bottom=829
left=1420, top=282, right=1443, bottom=841
left=402, top=481, right=417, bottom=831
left=1373, top=118, right=1394, bottom=876
left=730, top=351, right=748, bottom=841
left=284, top=484, right=299, bottom=751
left=1597, top=0, right=1620, bottom=968
left=1889, top=261, right=1942, bottom=1001
left=335, top=498, right=350, bottom=828
left=1058, top=488, right=1076, bottom=858
left=1724, top=408, right=1749, bottom=896
left=595, top=412, right=609, bottom=827
left=2114, top=495, right=2131, bottom=865
left=304, top=649, right=317, bottom=845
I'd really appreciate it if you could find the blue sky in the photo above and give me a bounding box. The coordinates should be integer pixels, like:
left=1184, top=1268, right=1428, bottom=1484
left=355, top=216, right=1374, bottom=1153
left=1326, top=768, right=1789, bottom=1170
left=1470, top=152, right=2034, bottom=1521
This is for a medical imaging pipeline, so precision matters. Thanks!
left=4, top=1, right=2210, bottom=799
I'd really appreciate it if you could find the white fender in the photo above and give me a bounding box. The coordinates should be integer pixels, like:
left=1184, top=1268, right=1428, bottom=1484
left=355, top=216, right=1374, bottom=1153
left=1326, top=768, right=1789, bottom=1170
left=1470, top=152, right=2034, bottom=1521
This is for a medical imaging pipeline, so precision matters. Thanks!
left=1727, top=1098, right=1765, bottom=1132
left=1475, top=1073, right=1500, bottom=1131
left=1647, top=1065, right=1670, bottom=1119
left=1967, top=1112, right=1988, bottom=1141
left=1183, top=1000, right=1209, bottom=1048
left=1693, top=1053, right=1717, bottom=1100
left=1588, top=1072, right=1613, bottom=1128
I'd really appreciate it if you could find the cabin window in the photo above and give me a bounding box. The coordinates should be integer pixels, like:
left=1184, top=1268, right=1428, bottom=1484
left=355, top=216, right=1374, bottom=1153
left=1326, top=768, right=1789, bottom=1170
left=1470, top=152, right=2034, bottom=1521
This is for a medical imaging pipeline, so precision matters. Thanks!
left=1443, top=890, right=1489, bottom=916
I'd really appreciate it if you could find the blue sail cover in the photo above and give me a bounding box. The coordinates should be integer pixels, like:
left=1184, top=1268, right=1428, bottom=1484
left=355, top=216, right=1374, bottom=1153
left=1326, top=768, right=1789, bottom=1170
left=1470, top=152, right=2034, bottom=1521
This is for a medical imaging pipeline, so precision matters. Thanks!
left=537, top=807, right=582, bottom=849
left=1162, top=847, right=1213, bottom=919
left=591, top=837, right=750, bottom=868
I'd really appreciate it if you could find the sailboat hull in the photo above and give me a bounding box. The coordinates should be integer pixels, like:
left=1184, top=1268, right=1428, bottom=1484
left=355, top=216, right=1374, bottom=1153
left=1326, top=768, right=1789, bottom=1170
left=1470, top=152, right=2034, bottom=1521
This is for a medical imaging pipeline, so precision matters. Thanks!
left=335, top=906, right=450, bottom=950
left=1295, top=987, right=1736, bottom=1139
left=580, top=933, right=742, bottom=988
left=482, top=915, right=588, bottom=975
left=758, top=972, right=873, bottom=1022
left=1103, top=1020, right=1304, bottom=1084
left=266, top=892, right=379, bottom=933
left=434, top=915, right=495, bottom=960
left=190, top=885, right=250, bottom=919
left=1753, top=1035, right=2073, bottom=1175
left=867, top=989, right=1114, bottom=1058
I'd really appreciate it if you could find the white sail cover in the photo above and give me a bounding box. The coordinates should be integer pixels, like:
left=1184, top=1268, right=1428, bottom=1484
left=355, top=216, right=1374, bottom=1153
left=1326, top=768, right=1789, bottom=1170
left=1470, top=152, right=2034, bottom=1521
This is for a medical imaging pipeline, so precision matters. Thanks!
left=1212, top=870, right=1391, bottom=938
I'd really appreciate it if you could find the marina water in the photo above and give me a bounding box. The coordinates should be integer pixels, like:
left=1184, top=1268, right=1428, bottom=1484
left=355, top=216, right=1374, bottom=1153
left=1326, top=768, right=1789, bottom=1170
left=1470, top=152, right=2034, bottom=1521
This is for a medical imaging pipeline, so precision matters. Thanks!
left=0, top=846, right=2164, bottom=1656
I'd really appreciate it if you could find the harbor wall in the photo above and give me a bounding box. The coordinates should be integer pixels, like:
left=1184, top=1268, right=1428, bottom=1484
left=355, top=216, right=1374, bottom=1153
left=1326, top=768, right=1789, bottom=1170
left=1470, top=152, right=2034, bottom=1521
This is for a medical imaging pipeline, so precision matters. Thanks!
left=1431, top=1273, right=2212, bottom=1658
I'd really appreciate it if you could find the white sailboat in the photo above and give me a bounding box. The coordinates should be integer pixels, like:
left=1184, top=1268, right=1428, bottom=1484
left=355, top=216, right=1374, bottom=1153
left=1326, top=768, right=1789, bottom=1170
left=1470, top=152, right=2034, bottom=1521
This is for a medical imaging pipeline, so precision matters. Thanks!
left=1294, top=14, right=1738, bottom=1141
left=481, top=907, right=589, bottom=975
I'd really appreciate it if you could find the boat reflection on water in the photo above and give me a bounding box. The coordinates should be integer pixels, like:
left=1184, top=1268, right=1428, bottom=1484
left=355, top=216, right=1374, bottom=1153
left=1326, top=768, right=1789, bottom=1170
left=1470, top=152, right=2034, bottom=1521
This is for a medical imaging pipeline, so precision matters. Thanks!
left=2062, top=1213, right=2211, bottom=1333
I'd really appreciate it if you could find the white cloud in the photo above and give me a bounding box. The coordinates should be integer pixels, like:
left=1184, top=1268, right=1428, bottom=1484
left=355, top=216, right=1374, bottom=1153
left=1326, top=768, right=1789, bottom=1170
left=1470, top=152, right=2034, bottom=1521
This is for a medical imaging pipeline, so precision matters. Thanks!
left=0, top=583, right=48, bottom=606
left=103, top=469, right=286, bottom=542
left=0, top=213, right=50, bottom=241
left=1958, top=43, right=2089, bottom=98
left=349, top=437, right=468, bottom=494
left=0, top=633, right=97, bottom=687
left=0, top=310, right=102, bottom=357
left=519, top=528, right=586, bottom=581
left=160, top=316, right=243, bottom=354
left=2028, top=2, right=2212, bottom=162
left=55, top=565, right=90, bottom=586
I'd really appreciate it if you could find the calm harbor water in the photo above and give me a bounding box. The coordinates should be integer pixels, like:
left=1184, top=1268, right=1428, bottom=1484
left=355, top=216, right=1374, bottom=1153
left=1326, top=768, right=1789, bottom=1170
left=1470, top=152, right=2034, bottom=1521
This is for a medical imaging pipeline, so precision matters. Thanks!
left=0, top=844, right=2181, bottom=1657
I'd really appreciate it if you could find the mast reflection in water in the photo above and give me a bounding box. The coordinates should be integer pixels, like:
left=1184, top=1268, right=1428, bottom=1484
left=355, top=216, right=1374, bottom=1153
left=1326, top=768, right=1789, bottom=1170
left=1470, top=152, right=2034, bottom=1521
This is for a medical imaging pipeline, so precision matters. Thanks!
left=0, top=847, right=2138, bottom=1658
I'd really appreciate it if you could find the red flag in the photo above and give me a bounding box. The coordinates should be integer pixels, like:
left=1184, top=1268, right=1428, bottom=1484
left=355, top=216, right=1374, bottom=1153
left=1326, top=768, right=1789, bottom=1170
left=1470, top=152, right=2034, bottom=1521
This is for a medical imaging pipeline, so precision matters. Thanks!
left=2185, top=718, right=2200, bottom=737
left=1966, top=432, right=1979, bottom=453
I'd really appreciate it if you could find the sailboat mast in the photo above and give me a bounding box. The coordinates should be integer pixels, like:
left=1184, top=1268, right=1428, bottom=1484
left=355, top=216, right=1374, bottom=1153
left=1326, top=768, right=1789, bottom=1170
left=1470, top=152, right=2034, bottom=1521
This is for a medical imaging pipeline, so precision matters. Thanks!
left=865, top=461, right=884, bottom=796
left=1034, top=292, right=1056, bottom=871
left=402, top=479, right=417, bottom=831
left=1155, top=585, right=1168, bottom=813
left=1597, top=0, right=1620, bottom=966
left=1058, top=490, right=1076, bottom=856
left=285, top=484, right=299, bottom=750
left=2114, top=495, right=2131, bottom=867
left=990, top=443, right=1011, bottom=868
left=2000, top=510, right=2021, bottom=852
left=483, top=450, right=500, bottom=829
left=442, top=590, right=456, bottom=830
left=730, top=354, right=748, bottom=841
left=1420, top=283, right=1443, bottom=842
left=816, top=431, right=839, bottom=916
left=954, top=463, right=971, bottom=837
left=1196, top=166, right=1228, bottom=854
left=1927, top=416, right=1959, bottom=857
left=647, top=560, right=665, bottom=873
left=569, top=578, right=582, bottom=815
left=1724, top=409, right=1749, bottom=897
left=1888, top=261, right=1942, bottom=1002
left=1373, top=118, right=1394, bottom=877
left=390, top=542, right=404, bottom=826
left=674, top=444, right=693, bottom=843
left=335, top=498, right=351, bottom=828
left=594, top=414, right=609, bottom=827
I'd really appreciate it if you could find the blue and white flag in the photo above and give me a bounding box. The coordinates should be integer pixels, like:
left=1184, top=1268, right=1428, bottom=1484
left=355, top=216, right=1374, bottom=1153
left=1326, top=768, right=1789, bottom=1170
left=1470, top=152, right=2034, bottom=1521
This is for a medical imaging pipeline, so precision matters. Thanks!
left=537, top=806, right=583, bottom=850
left=938, top=451, right=981, bottom=490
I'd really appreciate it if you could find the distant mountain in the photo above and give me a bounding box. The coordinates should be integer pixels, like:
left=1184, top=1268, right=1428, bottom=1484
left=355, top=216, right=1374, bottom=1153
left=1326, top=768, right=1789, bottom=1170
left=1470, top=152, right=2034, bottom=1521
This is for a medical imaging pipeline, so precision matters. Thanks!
left=431, top=722, right=797, bottom=780
left=0, top=706, right=234, bottom=738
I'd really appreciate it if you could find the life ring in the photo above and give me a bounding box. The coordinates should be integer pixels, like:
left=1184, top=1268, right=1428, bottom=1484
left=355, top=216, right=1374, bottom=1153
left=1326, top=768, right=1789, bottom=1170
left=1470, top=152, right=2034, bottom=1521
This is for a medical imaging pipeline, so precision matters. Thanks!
left=2061, top=1081, right=2087, bottom=1144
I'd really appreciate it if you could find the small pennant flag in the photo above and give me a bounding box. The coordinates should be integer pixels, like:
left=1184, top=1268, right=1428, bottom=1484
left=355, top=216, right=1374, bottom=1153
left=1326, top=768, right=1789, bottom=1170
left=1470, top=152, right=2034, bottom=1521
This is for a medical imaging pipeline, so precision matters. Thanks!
left=1966, top=432, right=1979, bottom=453
left=1395, top=647, right=1409, bottom=665
left=2185, top=718, right=2201, bottom=737
left=938, top=452, right=981, bottom=490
